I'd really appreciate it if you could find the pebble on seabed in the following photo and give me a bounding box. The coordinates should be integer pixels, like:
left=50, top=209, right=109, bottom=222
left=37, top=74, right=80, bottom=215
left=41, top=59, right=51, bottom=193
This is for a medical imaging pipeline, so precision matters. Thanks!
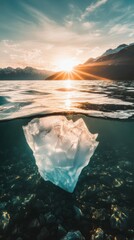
left=91, top=228, right=104, bottom=240
left=0, top=211, right=10, bottom=230
left=37, top=226, right=49, bottom=240
left=110, top=205, right=128, bottom=231
left=62, top=230, right=85, bottom=240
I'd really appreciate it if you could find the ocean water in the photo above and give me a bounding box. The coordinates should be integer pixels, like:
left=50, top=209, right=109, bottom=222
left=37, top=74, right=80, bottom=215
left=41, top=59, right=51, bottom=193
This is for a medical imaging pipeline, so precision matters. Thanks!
left=0, top=80, right=134, bottom=240
left=0, top=80, right=134, bottom=120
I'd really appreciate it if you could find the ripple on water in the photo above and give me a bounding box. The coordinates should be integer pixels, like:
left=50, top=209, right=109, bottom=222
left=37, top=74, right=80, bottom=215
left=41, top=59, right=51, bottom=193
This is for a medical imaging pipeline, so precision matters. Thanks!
left=0, top=80, right=134, bottom=121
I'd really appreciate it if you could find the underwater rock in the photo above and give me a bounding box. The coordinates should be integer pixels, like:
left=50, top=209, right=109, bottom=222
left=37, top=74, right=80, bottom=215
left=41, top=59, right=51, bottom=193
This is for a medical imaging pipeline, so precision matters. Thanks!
left=91, top=228, right=104, bottom=240
left=0, top=211, right=10, bottom=231
left=110, top=205, right=128, bottom=231
left=73, top=206, right=83, bottom=220
left=105, top=235, right=113, bottom=240
left=91, top=208, right=107, bottom=221
left=33, top=199, right=45, bottom=213
left=37, top=226, right=49, bottom=240
left=39, top=214, right=46, bottom=226
left=44, top=212, right=56, bottom=224
left=62, top=230, right=85, bottom=240
left=23, top=116, right=98, bottom=192
left=28, top=218, right=40, bottom=229
left=57, top=224, right=67, bottom=238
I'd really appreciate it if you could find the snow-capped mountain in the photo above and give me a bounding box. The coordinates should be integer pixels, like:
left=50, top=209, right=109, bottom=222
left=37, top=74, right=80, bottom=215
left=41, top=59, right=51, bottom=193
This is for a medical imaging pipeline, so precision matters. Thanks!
left=102, top=44, right=128, bottom=57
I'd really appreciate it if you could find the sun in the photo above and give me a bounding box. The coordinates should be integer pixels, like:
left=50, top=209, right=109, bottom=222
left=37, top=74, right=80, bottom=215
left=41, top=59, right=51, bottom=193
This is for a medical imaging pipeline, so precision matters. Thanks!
left=56, top=58, right=76, bottom=72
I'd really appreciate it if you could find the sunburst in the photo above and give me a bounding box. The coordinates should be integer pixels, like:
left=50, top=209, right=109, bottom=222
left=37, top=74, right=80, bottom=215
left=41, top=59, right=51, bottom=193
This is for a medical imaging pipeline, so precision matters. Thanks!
left=56, top=58, right=77, bottom=72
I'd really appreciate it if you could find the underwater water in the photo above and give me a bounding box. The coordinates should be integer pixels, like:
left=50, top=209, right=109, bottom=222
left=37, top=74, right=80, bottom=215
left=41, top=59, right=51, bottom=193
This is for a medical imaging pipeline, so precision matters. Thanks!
left=0, top=80, right=134, bottom=240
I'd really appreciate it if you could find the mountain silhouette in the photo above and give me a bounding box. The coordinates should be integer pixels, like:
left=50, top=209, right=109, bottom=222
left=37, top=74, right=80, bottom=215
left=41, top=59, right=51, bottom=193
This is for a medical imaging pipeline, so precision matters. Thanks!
left=47, top=43, right=134, bottom=80
left=0, top=67, right=54, bottom=80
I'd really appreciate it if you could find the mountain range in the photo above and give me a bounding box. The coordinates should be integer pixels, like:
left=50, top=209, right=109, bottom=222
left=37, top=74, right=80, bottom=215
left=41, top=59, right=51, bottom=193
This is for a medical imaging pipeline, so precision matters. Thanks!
left=0, top=67, right=53, bottom=80
left=0, top=43, right=134, bottom=80
left=47, top=43, right=134, bottom=80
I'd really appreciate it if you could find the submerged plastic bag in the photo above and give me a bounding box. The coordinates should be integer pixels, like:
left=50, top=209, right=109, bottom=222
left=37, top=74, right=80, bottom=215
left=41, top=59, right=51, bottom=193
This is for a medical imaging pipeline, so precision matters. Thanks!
left=23, top=116, right=99, bottom=192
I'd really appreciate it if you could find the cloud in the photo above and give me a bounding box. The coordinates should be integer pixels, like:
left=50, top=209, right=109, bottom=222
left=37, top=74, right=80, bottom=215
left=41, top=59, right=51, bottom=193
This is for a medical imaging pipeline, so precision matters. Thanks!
left=82, top=21, right=95, bottom=29
left=109, top=23, right=134, bottom=35
left=1, top=1, right=133, bottom=70
left=0, top=40, right=46, bottom=69
left=81, top=0, right=108, bottom=19
left=0, top=3, right=107, bottom=70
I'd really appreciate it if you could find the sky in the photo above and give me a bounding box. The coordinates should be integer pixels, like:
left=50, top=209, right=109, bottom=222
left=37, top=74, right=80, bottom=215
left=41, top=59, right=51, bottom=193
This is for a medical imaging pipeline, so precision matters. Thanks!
left=0, top=0, right=134, bottom=70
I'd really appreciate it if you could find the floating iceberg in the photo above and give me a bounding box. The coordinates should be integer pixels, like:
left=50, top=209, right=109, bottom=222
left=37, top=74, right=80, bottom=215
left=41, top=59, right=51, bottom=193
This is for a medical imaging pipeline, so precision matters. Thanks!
left=23, top=116, right=99, bottom=192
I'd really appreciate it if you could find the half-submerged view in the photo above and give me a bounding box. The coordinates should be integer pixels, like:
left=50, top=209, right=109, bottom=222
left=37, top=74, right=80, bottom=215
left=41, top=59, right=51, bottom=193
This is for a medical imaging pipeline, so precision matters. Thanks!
left=0, top=1, right=134, bottom=240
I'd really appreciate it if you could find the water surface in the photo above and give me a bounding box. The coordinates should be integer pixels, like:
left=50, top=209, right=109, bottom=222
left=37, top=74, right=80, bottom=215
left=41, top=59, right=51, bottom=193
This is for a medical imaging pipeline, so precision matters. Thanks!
left=0, top=80, right=134, bottom=120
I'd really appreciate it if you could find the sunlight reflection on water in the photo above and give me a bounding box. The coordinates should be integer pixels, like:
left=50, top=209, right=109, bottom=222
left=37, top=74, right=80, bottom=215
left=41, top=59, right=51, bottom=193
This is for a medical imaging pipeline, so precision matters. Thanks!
left=65, top=79, right=72, bottom=89
left=65, top=93, right=71, bottom=110
left=0, top=80, right=134, bottom=120
left=64, top=80, right=72, bottom=109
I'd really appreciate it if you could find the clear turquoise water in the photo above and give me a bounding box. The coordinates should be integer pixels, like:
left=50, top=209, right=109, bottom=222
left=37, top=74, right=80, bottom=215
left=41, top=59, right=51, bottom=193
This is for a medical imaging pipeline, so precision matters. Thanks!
left=0, top=80, right=134, bottom=240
